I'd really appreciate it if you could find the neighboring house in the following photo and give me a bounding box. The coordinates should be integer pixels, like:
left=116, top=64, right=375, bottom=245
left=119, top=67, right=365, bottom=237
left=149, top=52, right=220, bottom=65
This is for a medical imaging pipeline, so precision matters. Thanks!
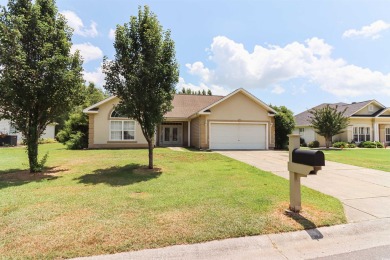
left=83, top=88, right=276, bottom=150
left=0, top=119, right=56, bottom=144
left=294, top=100, right=390, bottom=146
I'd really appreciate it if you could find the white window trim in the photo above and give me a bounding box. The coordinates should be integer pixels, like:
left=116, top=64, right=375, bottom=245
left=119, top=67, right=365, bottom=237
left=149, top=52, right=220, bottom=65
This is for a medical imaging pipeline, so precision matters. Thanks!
left=386, top=128, right=390, bottom=142
left=109, top=120, right=136, bottom=141
left=352, top=126, right=371, bottom=143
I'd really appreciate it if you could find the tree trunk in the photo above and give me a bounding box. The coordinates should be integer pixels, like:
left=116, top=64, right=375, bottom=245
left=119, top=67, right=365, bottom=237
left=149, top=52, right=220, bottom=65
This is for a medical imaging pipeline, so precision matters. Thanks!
left=325, top=137, right=331, bottom=149
left=147, top=139, right=154, bottom=169
left=26, top=126, right=39, bottom=173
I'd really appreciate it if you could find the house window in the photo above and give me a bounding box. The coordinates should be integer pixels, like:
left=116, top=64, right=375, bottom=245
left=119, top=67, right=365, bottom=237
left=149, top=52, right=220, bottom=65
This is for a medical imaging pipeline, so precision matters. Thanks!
left=111, top=110, right=126, bottom=118
left=109, top=110, right=135, bottom=141
left=299, top=128, right=304, bottom=135
left=353, top=127, right=370, bottom=142
left=368, top=105, right=374, bottom=112
left=110, top=120, right=135, bottom=140
left=386, top=128, right=390, bottom=142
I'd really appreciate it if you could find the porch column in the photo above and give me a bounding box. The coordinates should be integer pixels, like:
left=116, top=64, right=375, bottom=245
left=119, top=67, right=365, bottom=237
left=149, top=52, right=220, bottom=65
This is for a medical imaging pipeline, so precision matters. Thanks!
left=374, top=123, right=379, bottom=141
left=188, top=120, right=191, bottom=147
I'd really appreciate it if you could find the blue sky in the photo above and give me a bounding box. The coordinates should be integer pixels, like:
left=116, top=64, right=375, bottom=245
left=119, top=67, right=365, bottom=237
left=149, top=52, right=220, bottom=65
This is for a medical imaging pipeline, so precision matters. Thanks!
left=2, top=0, right=390, bottom=114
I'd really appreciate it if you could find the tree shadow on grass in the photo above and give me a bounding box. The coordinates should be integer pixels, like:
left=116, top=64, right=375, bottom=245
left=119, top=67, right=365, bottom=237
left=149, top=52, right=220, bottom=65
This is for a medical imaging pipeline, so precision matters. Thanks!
left=0, top=167, right=64, bottom=189
left=74, top=164, right=162, bottom=186
left=284, top=210, right=324, bottom=240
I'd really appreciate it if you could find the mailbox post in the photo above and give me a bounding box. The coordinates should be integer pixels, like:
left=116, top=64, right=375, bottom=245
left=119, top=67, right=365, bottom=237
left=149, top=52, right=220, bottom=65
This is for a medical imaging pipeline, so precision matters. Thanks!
left=287, top=134, right=325, bottom=212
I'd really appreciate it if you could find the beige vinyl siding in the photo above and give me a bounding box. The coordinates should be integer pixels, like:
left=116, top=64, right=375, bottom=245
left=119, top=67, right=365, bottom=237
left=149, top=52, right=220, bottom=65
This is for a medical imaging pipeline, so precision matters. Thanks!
left=354, top=103, right=382, bottom=115
left=183, top=121, right=188, bottom=147
left=206, top=92, right=271, bottom=121
left=88, top=114, right=95, bottom=148
left=190, top=117, right=200, bottom=148
left=379, top=124, right=390, bottom=144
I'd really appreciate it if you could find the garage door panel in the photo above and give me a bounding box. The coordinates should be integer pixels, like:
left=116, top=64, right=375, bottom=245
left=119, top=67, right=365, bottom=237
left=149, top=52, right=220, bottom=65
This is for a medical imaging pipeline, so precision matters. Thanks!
left=210, top=123, right=266, bottom=150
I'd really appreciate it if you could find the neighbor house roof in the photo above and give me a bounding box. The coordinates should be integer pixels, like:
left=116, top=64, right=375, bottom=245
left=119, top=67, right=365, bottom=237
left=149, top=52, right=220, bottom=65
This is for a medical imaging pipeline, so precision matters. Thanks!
left=295, top=100, right=385, bottom=126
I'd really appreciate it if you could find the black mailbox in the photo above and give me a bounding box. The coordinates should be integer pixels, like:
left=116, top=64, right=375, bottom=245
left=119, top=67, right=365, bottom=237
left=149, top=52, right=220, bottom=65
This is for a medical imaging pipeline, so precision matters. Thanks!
left=292, top=149, right=325, bottom=167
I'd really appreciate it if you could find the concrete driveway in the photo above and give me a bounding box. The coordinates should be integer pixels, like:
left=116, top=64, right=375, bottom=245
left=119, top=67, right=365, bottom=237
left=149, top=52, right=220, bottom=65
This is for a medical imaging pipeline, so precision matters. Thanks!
left=218, top=150, right=390, bottom=223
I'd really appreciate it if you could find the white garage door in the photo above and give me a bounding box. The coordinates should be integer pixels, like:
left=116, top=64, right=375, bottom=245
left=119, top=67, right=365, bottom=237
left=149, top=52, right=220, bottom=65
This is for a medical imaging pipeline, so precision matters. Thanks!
left=209, top=123, right=266, bottom=150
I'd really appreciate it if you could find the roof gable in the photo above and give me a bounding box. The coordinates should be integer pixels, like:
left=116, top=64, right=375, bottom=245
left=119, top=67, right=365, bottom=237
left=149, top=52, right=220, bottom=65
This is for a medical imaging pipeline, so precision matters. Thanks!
left=83, top=96, right=117, bottom=114
left=195, top=88, right=276, bottom=116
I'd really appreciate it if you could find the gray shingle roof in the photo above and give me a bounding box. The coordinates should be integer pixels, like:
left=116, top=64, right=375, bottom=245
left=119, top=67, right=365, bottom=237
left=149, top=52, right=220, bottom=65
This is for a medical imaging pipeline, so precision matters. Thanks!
left=164, top=94, right=224, bottom=118
left=294, top=100, right=373, bottom=126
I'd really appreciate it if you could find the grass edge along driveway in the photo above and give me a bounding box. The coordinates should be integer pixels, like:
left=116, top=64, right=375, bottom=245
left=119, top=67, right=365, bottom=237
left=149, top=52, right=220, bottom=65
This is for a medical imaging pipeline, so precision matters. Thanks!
left=0, top=144, right=346, bottom=259
left=323, top=148, right=390, bottom=172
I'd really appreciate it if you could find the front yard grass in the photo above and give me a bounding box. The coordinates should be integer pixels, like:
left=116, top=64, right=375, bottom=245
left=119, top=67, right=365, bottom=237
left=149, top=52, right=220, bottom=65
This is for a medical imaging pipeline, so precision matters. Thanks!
left=0, top=144, right=345, bottom=259
left=323, top=148, right=390, bottom=172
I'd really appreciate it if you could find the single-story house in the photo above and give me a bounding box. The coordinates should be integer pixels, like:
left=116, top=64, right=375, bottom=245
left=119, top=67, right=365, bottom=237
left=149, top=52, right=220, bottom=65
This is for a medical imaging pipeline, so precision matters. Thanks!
left=83, top=88, right=276, bottom=150
left=294, top=100, right=390, bottom=146
left=0, top=119, right=56, bottom=144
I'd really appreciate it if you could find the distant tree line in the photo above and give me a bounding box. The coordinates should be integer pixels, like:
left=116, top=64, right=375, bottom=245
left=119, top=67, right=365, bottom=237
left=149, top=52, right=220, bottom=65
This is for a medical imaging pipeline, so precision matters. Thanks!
left=178, top=87, right=212, bottom=95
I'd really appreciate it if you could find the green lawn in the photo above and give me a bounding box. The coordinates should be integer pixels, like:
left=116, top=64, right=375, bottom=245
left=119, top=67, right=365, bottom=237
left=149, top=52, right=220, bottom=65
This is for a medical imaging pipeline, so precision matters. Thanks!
left=0, top=144, right=345, bottom=259
left=323, top=148, right=390, bottom=172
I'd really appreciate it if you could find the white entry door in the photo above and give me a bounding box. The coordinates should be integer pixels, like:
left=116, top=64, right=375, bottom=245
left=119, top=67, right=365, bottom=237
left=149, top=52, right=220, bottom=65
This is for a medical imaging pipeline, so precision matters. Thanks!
left=209, top=123, right=266, bottom=150
left=162, top=125, right=182, bottom=146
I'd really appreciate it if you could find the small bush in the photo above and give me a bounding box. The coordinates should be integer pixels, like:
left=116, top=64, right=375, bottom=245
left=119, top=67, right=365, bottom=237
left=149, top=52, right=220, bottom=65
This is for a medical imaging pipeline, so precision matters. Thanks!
left=32, top=152, right=49, bottom=172
left=65, top=132, right=87, bottom=150
left=333, top=141, right=348, bottom=148
left=348, top=143, right=356, bottom=148
left=308, top=140, right=320, bottom=148
left=358, top=141, right=384, bottom=148
left=38, top=138, right=57, bottom=144
left=300, top=138, right=307, bottom=147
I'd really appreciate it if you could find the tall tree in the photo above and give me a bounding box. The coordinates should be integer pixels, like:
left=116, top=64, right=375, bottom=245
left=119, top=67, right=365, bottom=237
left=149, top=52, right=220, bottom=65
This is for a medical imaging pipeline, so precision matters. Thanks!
left=0, top=0, right=84, bottom=172
left=270, top=105, right=295, bottom=149
left=309, top=105, right=349, bottom=148
left=103, top=6, right=179, bottom=169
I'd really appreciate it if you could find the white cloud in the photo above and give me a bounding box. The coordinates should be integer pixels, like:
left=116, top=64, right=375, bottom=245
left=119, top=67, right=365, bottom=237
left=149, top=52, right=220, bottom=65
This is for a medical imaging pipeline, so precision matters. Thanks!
left=71, top=43, right=103, bottom=63
left=343, top=20, right=390, bottom=39
left=61, top=10, right=98, bottom=38
left=108, top=28, right=116, bottom=40
left=176, top=77, right=229, bottom=96
left=271, top=85, right=285, bottom=94
left=186, top=36, right=390, bottom=97
left=83, top=65, right=105, bottom=87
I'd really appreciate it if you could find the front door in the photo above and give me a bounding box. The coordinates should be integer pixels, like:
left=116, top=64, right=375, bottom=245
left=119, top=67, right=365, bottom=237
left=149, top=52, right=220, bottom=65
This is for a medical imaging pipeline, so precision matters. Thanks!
left=162, top=125, right=182, bottom=146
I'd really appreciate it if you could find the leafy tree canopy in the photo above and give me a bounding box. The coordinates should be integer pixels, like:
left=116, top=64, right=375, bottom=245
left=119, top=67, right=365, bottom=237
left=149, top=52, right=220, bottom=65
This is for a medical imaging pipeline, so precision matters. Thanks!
left=0, top=0, right=84, bottom=172
left=103, top=5, right=179, bottom=169
left=177, top=87, right=212, bottom=95
left=270, top=105, right=295, bottom=149
left=309, top=105, right=349, bottom=148
left=57, top=82, right=107, bottom=149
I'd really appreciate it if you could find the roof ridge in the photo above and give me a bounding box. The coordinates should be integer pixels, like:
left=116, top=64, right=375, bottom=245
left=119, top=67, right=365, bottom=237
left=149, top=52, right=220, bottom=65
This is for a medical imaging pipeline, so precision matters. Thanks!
left=174, top=94, right=225, bottom=97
